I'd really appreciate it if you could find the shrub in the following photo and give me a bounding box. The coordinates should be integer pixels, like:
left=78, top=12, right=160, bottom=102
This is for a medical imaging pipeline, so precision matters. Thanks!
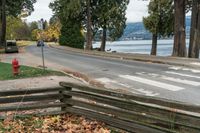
left=59, top=20, right=84, bottom=49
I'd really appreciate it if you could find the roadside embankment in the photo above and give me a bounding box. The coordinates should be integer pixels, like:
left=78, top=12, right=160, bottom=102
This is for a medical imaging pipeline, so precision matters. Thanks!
left=49, top=44, right=200, bottom=69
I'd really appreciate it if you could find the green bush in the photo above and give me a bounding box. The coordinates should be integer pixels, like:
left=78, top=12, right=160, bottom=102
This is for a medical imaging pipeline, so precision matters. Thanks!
left=59, top=20, right=84, bottom=49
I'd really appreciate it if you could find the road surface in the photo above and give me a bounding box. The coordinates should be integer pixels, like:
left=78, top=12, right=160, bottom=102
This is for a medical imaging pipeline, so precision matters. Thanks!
left=26, top=45, right=200, bottom=105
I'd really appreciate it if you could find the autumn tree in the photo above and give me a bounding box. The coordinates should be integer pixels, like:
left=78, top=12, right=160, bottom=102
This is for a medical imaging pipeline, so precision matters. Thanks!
left=6, top=16, right=31, bottom=40
left=143, top=0, right=173, bottom=55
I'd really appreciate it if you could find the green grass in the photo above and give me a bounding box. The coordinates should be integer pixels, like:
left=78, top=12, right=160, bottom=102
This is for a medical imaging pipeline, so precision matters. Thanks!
left=0, top=62, right=65, bottom=80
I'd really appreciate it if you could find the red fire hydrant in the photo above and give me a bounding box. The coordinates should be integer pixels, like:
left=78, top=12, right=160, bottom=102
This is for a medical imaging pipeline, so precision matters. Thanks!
left=12, top=58, right=20, bottom=76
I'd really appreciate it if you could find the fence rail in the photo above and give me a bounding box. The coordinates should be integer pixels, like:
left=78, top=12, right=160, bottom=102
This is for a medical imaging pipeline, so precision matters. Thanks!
left=0, top=82, right=200, bottom=133
left=0, top=86, right=66, bottom=116
left=60, top=82, right=200, bottom=133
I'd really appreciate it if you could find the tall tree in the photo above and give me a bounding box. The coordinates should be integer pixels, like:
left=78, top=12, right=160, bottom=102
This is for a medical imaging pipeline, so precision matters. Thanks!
left=0, top=0, right=6, bottom=46
left=172, top=0, right=187, bottom=57
left=143, top=0, right=174, bottom=55
left=0, top=0, right=36, bottom=46
left=49, top=0, right=85, bottom=48
left=85, top=0, right=93, bottom=50
left=94, top=0, right=129, bottom=51
left=188, top=0, right=200, bottom=58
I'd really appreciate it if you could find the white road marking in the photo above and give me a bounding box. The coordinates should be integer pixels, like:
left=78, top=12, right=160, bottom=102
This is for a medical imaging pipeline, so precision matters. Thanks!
left=136, top=88, right=159, bottom=97
left=166, top=71, right=200, bottom=79
left=96, top=78, right=117, bottom=83
left=190, top=62, right=200, bottom=66
left=136, top=72, right=200, bottom=86
left=119, top=75, right=185, bottom=91
left=136, top=72, right=159, bottom=78
left=96, top=78, right=131, bottom=88
left=162, top=77, right=200, bottom=86
left=169, top=66, right=200, bottom=73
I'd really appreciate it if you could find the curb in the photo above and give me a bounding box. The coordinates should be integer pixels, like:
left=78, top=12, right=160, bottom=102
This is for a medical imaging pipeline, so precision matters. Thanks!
left=49, top=44, right=200, bottom=70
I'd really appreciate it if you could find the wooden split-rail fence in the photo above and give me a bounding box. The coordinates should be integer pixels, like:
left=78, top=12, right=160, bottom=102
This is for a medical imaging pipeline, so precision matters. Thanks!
left=0, top=82, right=200, bottom=133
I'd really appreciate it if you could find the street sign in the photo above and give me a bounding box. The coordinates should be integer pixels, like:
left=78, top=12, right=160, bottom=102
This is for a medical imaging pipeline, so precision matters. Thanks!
left=37, top=19, right=44, bottom=30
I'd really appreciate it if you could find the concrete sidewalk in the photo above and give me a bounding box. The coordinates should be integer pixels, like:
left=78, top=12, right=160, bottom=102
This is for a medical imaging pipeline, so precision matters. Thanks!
left=50, top=44, right=200, bottom=69
left=0, top=76, right=82, bottom=91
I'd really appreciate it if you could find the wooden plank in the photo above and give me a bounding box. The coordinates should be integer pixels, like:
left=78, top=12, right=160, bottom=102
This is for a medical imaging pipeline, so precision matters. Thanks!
left=59, top=88, right=72, bottom=111
left=65, top=99, right=200, bottom=132
left=60, top=82, right=200, bottom=113
left=63, top=91, right=200, bottom=127
left=0, top=94, right=61, bottom=104
left=0, top=87, right=65, bottom=97
left=0, top=102, right=65, bottom=112
left=65, top=107, right=168, bottom=133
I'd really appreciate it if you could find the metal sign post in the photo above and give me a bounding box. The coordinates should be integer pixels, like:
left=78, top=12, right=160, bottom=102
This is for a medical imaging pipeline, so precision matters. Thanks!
left=38, top=18, right=45, bottom=70
left=41, top=41, right=45, bottom=70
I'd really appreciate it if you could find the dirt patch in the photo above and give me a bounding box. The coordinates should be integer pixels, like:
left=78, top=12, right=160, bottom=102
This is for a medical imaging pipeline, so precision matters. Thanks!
left=62, top=69, right=105, bottom=88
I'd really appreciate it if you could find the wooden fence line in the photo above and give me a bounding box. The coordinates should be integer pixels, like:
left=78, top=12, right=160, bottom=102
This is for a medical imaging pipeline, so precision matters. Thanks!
left=0, top=82, right=200, bottom=133
left=60, top=82, right=200, bottom=113
left=60, top=82, right=200, bottom=133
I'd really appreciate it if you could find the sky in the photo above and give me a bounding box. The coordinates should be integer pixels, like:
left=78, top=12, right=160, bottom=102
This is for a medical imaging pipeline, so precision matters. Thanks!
left=26, top=0, right=150, bottom=23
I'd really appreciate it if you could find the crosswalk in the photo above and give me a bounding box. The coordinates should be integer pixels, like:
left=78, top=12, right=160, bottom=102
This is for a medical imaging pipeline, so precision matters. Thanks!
left=96, top=67, right=200, bottom=97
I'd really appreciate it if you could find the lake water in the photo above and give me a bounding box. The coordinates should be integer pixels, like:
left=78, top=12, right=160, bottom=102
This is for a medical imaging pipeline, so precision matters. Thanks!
left=93, top=39, right=190, bottom=56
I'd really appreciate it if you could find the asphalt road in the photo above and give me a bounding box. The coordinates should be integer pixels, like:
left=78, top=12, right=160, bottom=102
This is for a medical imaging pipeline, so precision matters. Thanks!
left=26, top=45, right=200, bottom=105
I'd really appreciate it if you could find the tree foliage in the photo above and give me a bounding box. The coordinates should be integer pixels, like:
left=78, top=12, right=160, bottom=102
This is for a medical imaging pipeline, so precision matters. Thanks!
left=92, top=0, right=129, bottom=51
left=143, top=0, right=174, bottom=55
left=0, top=0, right=36, bottom=17
left=49, top=0, right=85, bottom=49
left=31, top=19, right=61, bottom=42
left=143, top=0, right=174, bottom=37
left=59, top=19, right=84, bottom=48
left=0, top=0, right=36, bottom=46
left=6, top=16, right=31, bottom=40
left=49, top=0, right=129, bottom=50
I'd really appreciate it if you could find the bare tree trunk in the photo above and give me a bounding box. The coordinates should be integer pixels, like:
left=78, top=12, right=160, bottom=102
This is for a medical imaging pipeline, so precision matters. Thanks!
left=85, top=0, right=93, bottom=50
left=172, top=0, right=187, bottom=57
left=100, top=27, right=106, bottom=51
left=188, top=0, right=200, bottom=58
left=151, top=33, right=157, bottom=55
left=195, top=3, right=200, bottom=58
left=1, top=0, right=6, bottom=47
left=0, top=5, right=2, bottom=47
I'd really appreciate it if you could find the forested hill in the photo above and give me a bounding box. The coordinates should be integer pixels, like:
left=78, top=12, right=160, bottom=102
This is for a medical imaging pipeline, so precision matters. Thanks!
left=120, top=16, right=191, bottom=40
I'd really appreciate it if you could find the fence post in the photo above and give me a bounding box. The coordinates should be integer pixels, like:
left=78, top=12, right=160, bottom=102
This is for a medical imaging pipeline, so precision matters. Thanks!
left=59, top=86, right=72, bottom=111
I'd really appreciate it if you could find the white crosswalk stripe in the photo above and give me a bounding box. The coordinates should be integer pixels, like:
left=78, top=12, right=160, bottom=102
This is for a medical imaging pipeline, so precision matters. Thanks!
left=165, top=71, right=200, bottom=79
left=96, top=70, right=199, bottom=94
left=168, top=66, right=200, bottom=73
left=162, top=76, right=200, bottom=86
left=135, top=72, right=200, bottom=86
left=119, top=75, right=185, bottom=91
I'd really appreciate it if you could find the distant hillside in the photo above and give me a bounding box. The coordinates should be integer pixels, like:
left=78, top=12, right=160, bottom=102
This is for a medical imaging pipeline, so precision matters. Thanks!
left=120, top=16, right=191, bottom=40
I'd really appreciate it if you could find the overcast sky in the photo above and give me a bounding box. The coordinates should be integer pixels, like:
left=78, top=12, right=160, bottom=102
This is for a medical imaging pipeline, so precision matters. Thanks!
left=26, top=0, right=150, bottom=23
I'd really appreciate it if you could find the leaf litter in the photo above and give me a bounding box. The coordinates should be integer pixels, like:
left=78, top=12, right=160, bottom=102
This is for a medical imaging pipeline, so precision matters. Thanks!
left=0, top=113, right=126, bottom=133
